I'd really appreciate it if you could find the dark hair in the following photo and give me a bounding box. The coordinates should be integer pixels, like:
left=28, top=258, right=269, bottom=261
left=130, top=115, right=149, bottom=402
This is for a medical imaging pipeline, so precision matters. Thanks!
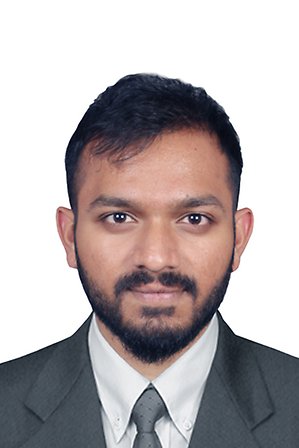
left=65, top=73, right=243, bottom=211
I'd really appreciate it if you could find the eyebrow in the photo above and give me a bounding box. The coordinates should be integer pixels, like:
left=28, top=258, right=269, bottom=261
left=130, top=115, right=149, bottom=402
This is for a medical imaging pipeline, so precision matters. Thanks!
left=178, top=196, right=225, bottom=211
left=88, top=194, right=225, bottom=212
left=88, top=195, right=135, bottom=210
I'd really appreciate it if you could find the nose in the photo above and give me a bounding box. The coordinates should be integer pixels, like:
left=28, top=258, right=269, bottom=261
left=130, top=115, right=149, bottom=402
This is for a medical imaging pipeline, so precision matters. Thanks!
left=133, top=220, right=179, bottom=272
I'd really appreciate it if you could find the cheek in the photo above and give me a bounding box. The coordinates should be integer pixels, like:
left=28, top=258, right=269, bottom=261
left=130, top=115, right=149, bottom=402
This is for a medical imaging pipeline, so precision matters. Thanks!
left=75, top=226, right=132, bottom=289
left=187, top=234, right=234, bottom=291
left=76, top=218, right=138, bottom=263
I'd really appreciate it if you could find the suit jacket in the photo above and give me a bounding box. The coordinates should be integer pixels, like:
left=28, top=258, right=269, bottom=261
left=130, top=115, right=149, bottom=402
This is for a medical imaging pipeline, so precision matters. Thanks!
left=1, top=313, right=299, bottom=447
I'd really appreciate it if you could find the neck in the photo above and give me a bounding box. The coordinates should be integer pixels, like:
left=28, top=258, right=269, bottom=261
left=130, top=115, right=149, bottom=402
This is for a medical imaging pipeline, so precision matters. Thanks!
left=96, top=317, right=208, bottom=380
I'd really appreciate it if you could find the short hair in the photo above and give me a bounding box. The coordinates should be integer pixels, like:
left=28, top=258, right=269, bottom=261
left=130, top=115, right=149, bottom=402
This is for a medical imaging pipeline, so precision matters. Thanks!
left=65, top=73, right=243, bottom=211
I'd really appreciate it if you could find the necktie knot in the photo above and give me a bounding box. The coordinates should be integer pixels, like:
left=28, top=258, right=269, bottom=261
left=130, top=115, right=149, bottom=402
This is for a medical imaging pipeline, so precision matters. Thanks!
left=132, top=384, right=166, bottom=447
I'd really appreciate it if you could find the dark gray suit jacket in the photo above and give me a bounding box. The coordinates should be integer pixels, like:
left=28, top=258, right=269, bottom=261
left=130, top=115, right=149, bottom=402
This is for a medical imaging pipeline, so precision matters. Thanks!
left=1, top=313, right=299, bottom=447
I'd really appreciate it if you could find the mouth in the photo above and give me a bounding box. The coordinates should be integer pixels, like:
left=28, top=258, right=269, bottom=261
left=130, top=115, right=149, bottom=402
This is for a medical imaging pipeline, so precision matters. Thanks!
left=129, top=283, right=183, bottom=305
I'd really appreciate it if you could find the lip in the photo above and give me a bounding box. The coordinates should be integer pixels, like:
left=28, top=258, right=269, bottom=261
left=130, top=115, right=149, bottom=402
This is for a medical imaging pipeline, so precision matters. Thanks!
left=129, top=284, right=182, bottom=305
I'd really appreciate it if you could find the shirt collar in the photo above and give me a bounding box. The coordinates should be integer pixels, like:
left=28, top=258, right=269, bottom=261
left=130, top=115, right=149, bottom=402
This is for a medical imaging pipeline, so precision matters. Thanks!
left=88, top=314, right=148, bottom=442
left=88, top=313, right=218, bottom=443
left=153, top=314, right=218, bottom=440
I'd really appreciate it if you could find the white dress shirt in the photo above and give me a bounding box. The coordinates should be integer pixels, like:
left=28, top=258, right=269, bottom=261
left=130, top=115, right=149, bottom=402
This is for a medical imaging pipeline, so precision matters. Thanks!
left=88, top=313, right=218, bottom=448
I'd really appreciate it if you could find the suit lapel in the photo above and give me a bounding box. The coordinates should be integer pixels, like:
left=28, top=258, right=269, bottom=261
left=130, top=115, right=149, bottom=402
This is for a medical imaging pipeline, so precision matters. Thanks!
left=189, top=313, right=274, bottom=447
left=21, top=316, right=107, bottom=448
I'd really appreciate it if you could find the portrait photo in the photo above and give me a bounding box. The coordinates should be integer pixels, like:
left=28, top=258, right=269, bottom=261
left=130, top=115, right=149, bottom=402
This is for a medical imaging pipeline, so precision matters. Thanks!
left=0, top=2, right=298, bottom=446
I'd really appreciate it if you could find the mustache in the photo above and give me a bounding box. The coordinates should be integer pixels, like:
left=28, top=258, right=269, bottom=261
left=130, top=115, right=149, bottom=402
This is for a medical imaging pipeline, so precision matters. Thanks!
left=114, top=270, right=198, bottom=300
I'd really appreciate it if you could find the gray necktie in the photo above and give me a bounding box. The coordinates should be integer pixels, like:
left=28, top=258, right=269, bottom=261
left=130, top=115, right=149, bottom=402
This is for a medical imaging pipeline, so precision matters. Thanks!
left=132, top=384, right=166, bottom=448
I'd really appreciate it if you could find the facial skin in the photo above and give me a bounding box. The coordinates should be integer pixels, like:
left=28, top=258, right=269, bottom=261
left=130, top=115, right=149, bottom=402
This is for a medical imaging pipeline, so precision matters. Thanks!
left=57, top=129, right=253, bottom=378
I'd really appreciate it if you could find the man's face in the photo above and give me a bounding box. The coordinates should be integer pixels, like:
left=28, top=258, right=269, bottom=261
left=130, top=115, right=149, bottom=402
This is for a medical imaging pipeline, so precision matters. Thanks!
left=58, top=129, right=252, bottom=363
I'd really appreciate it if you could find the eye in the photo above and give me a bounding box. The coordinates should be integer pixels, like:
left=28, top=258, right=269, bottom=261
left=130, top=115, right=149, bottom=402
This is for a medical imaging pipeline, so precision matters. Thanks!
left=103, top=212, right=135, bottom=224
left=180, top=213, right=210, bottom=225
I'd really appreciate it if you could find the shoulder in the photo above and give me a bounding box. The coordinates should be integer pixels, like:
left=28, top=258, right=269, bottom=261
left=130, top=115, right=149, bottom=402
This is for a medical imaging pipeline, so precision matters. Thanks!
left=218, top=312, right=299, bottom=368
left=0, top=316, right=92, bottom=399
left=0, top=317, right=92, bottom=447
left=0, top=340, right=64, bottom=398
left=237, top=334, right=299, bottom=387
left=216, top=313, right=299, bottom=397
left=0, top=340, right=66, bottom=446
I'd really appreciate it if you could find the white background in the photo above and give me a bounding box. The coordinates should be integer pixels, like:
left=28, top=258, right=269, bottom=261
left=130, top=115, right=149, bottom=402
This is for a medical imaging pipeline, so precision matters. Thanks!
left=0, top=1, right=298, bottom=363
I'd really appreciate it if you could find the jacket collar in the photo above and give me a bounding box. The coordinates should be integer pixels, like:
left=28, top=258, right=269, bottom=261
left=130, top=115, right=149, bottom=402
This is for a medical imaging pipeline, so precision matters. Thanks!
left=189, top=312, right=274, bottom=447
left=24, top=316, right=92, bottom=421
left=214, top=312, right=274, bottom=429
left=23, top=315, right=107, bottom=448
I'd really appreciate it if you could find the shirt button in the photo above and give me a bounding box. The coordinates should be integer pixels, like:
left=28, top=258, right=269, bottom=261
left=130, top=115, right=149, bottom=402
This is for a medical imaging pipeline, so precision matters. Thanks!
left=114, top=416, right=121, bottom=428
left=183, top=419, right=193, bottom=431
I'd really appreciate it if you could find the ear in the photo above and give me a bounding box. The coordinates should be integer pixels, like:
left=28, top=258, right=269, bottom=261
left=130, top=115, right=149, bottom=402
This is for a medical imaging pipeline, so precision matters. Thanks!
left=56, top=207, right=77, bottom=268
left=232, top=207, right=254, bottom=272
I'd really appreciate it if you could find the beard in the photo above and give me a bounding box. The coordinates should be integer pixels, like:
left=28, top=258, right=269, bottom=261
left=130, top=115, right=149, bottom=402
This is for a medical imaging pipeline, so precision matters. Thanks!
left=76, top=249, right=233, bottom=364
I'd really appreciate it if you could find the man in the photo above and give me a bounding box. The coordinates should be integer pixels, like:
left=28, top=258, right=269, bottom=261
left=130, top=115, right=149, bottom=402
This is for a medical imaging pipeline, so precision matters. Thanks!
left=0, top=74, right=298, bottom=447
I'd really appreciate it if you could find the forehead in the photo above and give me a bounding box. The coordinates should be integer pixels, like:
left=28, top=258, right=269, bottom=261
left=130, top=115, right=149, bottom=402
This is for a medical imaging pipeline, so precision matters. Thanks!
left=77, top=130, right=232, bottom=208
